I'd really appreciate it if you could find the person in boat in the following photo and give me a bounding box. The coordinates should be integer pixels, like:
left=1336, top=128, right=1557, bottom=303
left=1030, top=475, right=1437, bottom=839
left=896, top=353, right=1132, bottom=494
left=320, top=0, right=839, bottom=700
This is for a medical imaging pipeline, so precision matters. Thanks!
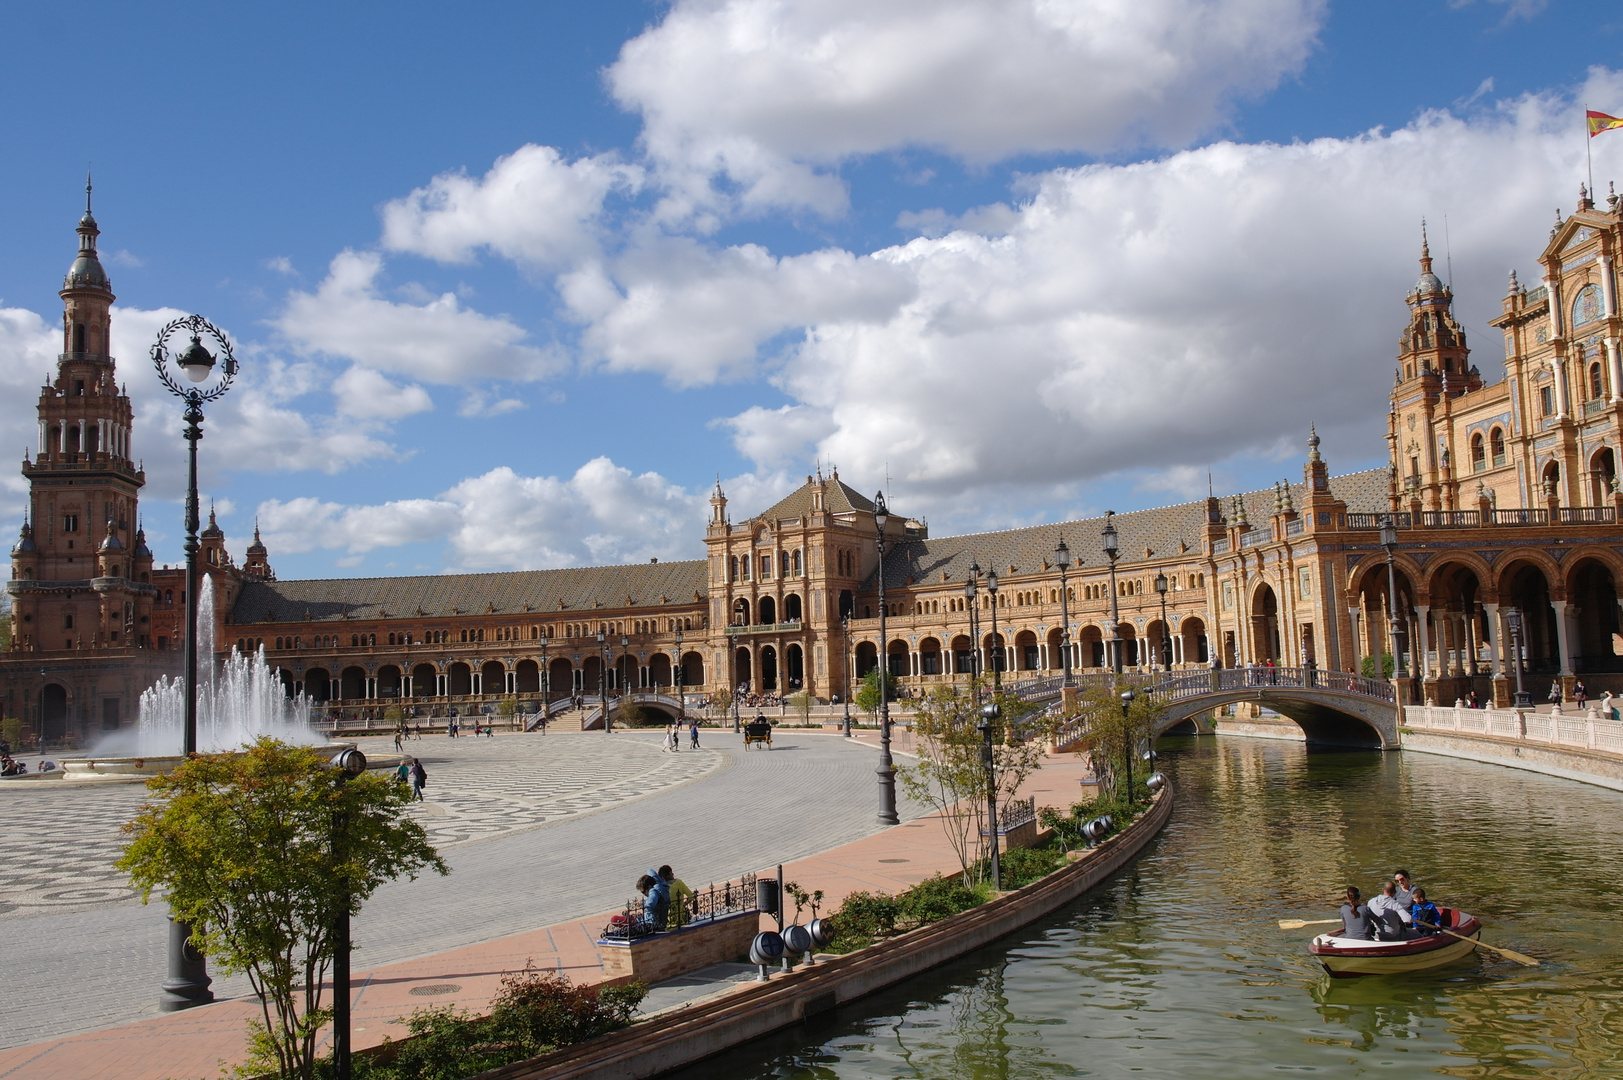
left=1367, top=880, right=1416, bottom=940
left=1409, top=887, right=1442, bottom=935
left=1392, top=869, right=1415, bottom=910
left=1338, top=886, right=1376, bottom=940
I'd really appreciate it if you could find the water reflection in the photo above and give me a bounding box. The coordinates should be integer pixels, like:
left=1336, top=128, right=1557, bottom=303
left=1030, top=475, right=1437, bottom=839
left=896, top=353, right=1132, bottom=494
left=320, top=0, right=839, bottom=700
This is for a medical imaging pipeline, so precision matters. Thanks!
left=680, top=737, right=1623, bottom=1079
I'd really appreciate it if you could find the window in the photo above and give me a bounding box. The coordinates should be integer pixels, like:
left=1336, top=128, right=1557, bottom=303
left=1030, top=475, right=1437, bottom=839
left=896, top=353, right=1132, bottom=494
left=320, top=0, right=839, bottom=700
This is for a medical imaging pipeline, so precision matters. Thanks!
left=64, top=613, right=74, bottom=629
left=63, top=514, right=79, bottom=533
left=729, top=556, right=738, bottom=582
left=1491, top=427, right=1506, bottom=466
left=1471, top=433, right=1486, bottom=471
left=1541, top=385, right=1555, bottom=416
left=793, top=550, right=803, bottom=576
left=1592, top=362, right=1605, bottom=400
left=761, top=554, right=772, bottom=579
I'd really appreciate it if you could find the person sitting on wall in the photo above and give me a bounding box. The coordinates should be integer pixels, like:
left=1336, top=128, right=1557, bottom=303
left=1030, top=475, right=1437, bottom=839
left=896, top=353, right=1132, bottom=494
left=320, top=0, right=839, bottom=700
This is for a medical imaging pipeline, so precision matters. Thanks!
left=639, top=869, right=670, bottom=931
left=1338, top=886, right=1376, bottom=940
left=659, top=865, right=693, bottom=927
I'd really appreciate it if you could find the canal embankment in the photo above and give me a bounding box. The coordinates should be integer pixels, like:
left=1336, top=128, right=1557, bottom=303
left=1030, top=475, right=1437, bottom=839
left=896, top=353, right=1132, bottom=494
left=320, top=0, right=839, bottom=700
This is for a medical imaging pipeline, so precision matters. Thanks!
left=1401, top=701, right=1623, bottom=791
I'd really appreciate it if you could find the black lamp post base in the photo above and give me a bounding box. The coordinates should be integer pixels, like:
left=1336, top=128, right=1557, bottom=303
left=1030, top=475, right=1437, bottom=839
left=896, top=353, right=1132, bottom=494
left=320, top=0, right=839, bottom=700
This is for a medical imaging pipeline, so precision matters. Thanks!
left=160, top=917, right=214, bottom=1012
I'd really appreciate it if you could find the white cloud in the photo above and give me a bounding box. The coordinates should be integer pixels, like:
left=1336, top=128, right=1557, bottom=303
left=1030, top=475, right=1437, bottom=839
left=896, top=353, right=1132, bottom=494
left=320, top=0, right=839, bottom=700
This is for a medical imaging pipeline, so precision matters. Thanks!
left=380, top=144, right=643, bottom=266
left=608, top=0, right=1326, bottom=215
left=255, top=458, right=722, bottom=571
left=716, top=404, right=837, bottom=467
left=276, top=250, right=565, bottom=384
left=332, top=365, right=434, bottom=420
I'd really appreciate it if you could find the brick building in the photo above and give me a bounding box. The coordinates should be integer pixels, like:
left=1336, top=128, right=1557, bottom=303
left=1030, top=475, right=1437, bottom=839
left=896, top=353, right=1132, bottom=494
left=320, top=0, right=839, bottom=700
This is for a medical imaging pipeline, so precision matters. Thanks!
left=7, top=186, right=1623, bottom=744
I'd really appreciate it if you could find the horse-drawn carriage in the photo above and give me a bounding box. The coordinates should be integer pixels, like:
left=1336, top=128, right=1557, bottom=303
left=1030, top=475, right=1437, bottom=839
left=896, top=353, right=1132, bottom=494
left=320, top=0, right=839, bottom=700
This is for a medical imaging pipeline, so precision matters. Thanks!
left=743, top=718, right=774, bottom=750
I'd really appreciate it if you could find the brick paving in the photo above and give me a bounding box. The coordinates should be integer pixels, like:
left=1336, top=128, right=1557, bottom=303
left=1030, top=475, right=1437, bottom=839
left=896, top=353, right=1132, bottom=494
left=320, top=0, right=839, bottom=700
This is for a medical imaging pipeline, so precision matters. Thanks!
left=0, top=732, right=1096, bottom=1080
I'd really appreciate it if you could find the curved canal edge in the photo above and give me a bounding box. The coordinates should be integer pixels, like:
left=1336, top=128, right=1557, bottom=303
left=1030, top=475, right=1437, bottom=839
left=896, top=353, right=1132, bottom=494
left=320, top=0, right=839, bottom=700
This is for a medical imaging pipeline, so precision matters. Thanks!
left=495, top=784, right=1174, bottom=1080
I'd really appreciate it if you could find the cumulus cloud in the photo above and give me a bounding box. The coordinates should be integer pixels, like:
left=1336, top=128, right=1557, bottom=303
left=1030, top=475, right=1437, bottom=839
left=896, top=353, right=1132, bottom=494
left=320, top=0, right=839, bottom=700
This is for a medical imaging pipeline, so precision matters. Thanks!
left=381, top=144, right=643, bottom=266
left=256, top=459, right=716, bottom=571
left=608, top=0, right=1326, bottom=215
left=277, top=250, right=565, bottom=384
left=332, top=365, right=434, bottom=420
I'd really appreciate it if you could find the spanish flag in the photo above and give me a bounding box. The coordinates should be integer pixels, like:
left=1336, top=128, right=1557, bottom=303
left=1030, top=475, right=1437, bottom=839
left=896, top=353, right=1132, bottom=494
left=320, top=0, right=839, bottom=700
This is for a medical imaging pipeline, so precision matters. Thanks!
left=1588, top=110, right=1623, bottom=138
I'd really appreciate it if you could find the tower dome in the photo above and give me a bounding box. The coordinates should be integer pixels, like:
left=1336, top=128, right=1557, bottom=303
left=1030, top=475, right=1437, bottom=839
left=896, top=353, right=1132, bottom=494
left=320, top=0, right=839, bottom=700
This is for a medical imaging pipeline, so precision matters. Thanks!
left=12, top=520, right=37, bottom=556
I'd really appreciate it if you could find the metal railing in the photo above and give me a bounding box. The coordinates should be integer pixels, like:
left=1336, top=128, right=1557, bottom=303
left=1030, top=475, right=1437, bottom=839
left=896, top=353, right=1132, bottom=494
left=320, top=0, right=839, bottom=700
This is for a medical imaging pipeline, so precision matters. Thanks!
left=598, top=873, right=758, bottom=942
left=998, top=796, right=1037, bottom=832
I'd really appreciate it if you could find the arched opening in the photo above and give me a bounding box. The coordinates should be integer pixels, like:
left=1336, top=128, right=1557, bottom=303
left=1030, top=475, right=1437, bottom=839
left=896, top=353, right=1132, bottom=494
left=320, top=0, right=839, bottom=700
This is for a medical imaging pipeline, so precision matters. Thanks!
left=786, top=643, right=804, bottom=689
left=41, top=683, right=68, bottom=741
left=760, top=645, right=779, bottom=691
left=887, top=638, right=909, bottom=679
left=1592, top=447, right=1617, bottom=506
left=1424, top=562, right=1488, bottom=700
left=758, top=596, right=777, bottom=625
left=983, top=632, right=1006, bottom=673
left=278, top=669, right=296, bottom=698
left=548, top=657, right=572, bottom=698
left=1113, top=624, right=1138, bottom=668
left=919, top=636, right=942, bottom=676
left=1471, top=432, right=1486, bottom=472
left=1251, top=585, right=1280, bottom=663
left=412, top=663, right=437, bottom=697
left=949, top=634, right=974, bottom=675
left=614, top=653, right=636, bottom=692
left=1180, top=616, right=1209, bottom=665
left=1570, top=558, right=1623, bottom=672
left=1542, top=459, right=1561, bottom=501
left=304, top=667, right=331, bottom=702
left=732, top=598, right=750, bottom=626
left=448, top=662, right=472, bottom=696
left=72, top=323, right=86, bottom=352
left=340, top=666, right=367, bottom=700
left=481, top=660, right=506, bottom=695
left=377, top=665, right=402, bottom=697
left=783, top=593, right=802, bottom=621
left=582, top=655, right=604, bottom=695
left=1354, top=562, right=1417, bottom=679
left=1501, top=561, right=1558, bottom=676
left=855, top=641, right=878, bottom=678
left=648, top=652, right=673, bottom=687
left=733, top=647, right=752, bottom=691
left=679, top=651, right=704, bottom=688
left=1012, top=629, right=1038, bottom=671
left=1080, top=625, right=1104, bottom=667
left=514, top=659, right=540, bottom=694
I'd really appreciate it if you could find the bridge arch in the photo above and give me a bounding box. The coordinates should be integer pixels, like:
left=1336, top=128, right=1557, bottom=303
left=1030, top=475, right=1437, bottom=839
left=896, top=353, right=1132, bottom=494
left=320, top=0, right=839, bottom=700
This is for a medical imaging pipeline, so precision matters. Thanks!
left=1152, top=668, right=1397, bottom=748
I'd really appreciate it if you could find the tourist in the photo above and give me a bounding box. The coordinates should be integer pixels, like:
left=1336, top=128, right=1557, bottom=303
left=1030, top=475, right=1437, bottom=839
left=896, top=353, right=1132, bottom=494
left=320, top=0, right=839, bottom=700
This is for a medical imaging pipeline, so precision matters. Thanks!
left=1367, top=880, right=1414, bottom=940
left=1338, top=886, right=1375, bottom=940
left=485, top=722, right=495, bottom=738
left=1466, top=689, right=1479, bottom=709
left=394, top=760, right=410, bottom=785
left=659, top=864, right=693, bottom=927
left=689, top=717, right=700, bottom=749
left=1409, top=888, right=1442, bottom=934
left=1574, top=680, right=1587, bottom=708
left=1548, top=680, right=1563, bottom=707
left=393, top=727, right=404, bottom=752
left=665, top=722, right=680, bottom=753
left=641, top=868, right=671, bottom=930
left=409, top=758, right=427, bottom=802
left=1392, top=869, right=1415, bottom=909
left=1604, top=691, right=1618, bottom=722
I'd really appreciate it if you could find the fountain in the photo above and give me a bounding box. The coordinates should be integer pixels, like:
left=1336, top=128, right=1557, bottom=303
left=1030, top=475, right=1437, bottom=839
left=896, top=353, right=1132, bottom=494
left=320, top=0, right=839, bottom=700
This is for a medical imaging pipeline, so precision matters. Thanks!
left=63, top=574, right=327, bottom=780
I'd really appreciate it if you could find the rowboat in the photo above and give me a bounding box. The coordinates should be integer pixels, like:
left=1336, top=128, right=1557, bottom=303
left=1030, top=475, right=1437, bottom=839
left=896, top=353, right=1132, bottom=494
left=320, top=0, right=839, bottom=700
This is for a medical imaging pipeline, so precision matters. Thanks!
left=1308, top=908, right=1481, bottom=977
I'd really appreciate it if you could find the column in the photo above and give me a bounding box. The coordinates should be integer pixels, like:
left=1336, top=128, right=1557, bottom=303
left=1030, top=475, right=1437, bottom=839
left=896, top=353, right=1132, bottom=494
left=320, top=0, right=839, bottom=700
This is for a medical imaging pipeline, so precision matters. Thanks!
left=1552, top=358, right=1570, bottom=418
left=1346, top=608, right=1363, bottom=673
left=1608, top=337, right=1623, bottom=406
left=59, top=422, right=67, bottom=453
left=1551, top=600, right=1574, bottom=676
left=1481, top=602, right=1502, bottom=675
left=1413, top=604, right=1431, bottom=685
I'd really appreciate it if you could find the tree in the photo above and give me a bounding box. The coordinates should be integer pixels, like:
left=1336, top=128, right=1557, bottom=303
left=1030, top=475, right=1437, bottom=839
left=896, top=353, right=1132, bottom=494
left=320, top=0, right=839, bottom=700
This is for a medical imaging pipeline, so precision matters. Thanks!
left=1071, top=682, right=1163, bottom=803
left=789, top=690, right=814, bottom=726
left=382, top=704, right=405, bottom=727
left=708, top=686, right=734, bottom=713
left=897, top=682, right=1056, bottom=887
left=117, top=739, right=448, bottom=1080
left=496, top=697, right=517, bottom=725
left=855, top=671, right=884, bottom=720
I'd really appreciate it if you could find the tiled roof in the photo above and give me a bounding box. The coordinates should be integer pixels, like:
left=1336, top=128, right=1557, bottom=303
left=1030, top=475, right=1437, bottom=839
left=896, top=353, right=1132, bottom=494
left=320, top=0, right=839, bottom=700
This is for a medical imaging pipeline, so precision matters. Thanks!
left=755, top=474, right=875, bottom=523
left=872, top=467, right=1389, bottom=588
left=230, top=561, right=707, bottom=626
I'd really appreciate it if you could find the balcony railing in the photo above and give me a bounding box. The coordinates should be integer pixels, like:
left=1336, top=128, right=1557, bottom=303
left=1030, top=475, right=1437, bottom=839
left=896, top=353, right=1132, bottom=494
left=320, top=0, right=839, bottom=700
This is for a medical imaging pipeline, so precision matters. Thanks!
left=725, top=620, right=805, bottom=635
left=1418, top=510, right=1480, bottom=527
left=1557, top=506, right=1616, bottom=524
left=1493, top=508, right=1549, bottom=525
left=1285, top=518, right=1305, bottom=536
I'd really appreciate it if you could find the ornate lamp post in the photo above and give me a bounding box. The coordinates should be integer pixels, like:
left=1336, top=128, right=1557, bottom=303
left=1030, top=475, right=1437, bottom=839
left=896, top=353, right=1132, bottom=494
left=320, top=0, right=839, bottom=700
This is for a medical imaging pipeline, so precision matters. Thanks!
left=329, top=747, right=367, bottom=1080
left=1379, top=515, right=1409, bottom=681
left=987, top=568, right=1002, bottom=691
left=1055, top=539, right=1074, bottom=688
left=979, top=700, right=1001, bottom=892
left=1155, top=570, right=1171, bottom=671
left=842, top=613, right=852, bottom=737
left=597, top=629, right=610, bottom=732
left=673, top=629, right=684, bottom=719
left=151, top=314, right=236, bottom=1014
left=1119, top=688, right=1136, bottom=807
left=873, top=491, right=898, bottom=826
left=1505, top=607, right=1531, bottom=707
left=965, top=563, right=982, bottom=702
left=1102, top=511, right=1122, bottom=675
left=539, top=637, right=550, bottom=725
left=619, top=633, right=631, bottom=726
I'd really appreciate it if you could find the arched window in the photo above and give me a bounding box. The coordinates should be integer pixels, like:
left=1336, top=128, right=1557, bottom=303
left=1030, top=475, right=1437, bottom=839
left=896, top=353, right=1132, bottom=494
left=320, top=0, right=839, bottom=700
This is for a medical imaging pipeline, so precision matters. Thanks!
left=1490, top=427, right=1506, bottom=466
left=729, top=556, right=738, bottom=582
left=1591, top=362, right=1605, bottom=400
left=793, top=549, right=803, bottom=576
left=1471, top=433, right=1485, bottom=471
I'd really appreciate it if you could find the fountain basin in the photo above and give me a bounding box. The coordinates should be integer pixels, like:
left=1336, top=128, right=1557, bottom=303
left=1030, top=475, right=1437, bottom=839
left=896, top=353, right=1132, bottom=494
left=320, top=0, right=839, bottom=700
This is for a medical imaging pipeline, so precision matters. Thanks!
left=47, top=743, right=378, bottom=784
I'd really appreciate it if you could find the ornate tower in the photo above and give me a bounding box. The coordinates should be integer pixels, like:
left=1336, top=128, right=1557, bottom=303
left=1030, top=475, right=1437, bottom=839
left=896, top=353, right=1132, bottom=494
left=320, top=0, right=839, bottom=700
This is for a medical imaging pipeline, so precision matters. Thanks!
left=1390, top=226, right=1479, bottom=511
left=10, top=184, right=152, bottom=652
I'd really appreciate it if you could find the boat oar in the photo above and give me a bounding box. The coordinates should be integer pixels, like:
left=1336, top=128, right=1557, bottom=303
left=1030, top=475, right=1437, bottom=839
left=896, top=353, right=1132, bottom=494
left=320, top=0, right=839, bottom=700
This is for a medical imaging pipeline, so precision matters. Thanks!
left=1278, top=918, right=1343, bottom=930
left=1421, top=923, right=1539, bottom=967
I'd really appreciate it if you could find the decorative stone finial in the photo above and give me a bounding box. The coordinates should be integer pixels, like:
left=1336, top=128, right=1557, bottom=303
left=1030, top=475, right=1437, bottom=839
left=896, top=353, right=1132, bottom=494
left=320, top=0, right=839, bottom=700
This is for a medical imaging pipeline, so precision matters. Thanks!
left=1307, top=424, right=1321, bottom=461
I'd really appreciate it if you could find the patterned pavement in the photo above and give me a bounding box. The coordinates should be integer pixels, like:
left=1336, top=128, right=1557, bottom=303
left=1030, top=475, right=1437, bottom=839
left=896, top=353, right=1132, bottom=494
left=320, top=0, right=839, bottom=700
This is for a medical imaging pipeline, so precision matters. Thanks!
left=0, top=733, right=721, bottom=917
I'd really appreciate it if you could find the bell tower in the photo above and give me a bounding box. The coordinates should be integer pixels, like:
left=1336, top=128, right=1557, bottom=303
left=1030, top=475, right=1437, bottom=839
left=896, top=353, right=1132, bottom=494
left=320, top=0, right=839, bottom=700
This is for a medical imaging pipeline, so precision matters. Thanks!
left=10, top=184, right=151, bottom=651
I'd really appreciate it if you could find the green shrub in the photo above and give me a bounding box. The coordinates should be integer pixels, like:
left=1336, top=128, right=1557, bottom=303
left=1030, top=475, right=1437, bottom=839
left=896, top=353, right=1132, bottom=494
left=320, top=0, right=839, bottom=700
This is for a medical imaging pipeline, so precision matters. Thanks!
left=987, top=844, right=1066, bottom=890
left=1, top=716, right=22, bottom=750
left=826, top=890, right=900, bottom=951
left=342, top=968, right=646, bottom=1080
left=896, top=874, right=982, bottom=926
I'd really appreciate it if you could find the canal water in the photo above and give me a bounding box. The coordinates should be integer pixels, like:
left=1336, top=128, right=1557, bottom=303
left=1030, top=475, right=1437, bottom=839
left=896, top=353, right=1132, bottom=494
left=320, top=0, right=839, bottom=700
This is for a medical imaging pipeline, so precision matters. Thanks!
left=682, top=736, right=1623, bottom=1079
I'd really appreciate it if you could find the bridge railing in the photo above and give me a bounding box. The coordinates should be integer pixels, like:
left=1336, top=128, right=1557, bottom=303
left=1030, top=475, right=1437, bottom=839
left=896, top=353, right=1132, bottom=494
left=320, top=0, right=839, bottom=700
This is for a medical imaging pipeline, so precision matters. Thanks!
left=1150, top=666, right=1394, bottom=702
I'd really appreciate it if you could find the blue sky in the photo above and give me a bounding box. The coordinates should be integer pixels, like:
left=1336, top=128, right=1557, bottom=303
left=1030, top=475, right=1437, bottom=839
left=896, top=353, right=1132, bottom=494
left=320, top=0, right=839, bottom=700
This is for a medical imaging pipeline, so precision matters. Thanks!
left=0, top=0, right=1619, bottom=579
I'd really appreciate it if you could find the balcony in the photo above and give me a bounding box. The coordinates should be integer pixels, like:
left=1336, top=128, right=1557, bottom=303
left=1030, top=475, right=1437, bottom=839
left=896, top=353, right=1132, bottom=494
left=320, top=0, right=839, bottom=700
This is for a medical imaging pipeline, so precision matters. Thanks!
left=725, top=621, right=805, bottom=636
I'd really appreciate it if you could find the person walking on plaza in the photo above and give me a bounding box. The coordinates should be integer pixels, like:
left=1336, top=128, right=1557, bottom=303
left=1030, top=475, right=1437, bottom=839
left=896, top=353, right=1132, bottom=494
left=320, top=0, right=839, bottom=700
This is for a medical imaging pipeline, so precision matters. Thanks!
left=1548, top=679, right=1563, bottom=708
left=408, top=758, right=427, bottom=802
left=689, top=717, right=700, bottom=749
left=1574, top=680, right=1587, bottom=709
left=394, top=759, right=410, bottom=786
left=665, top=722, right=680, bottom=753
left=393, top=727, right=404, bottom=752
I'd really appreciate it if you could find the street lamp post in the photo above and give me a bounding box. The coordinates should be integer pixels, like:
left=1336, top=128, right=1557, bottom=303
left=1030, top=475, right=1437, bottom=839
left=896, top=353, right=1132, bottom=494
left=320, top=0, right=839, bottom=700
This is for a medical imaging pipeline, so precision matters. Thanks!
left=152, top=314, right=236, bottom=1014
left=1119, top=689, right=1136, bottom=807
left=330, top=748, right=367, bottom=1080
left=673, top=629, right=683, bottom=719
left=620, top=634, right=632, bottom=727
left=540, top=638, right=550, bottom=726
left=1102, top=512, right=1122, bottom=675
left=1506, top=607, right=1531, bottom=707
left=1055, top=540, right=1074, bottom=688
left=597, top=629, right=610, bottom=732
left=979, top=701, right=1001, bottom=892
left=1155, top=571, right=1171, bottom=671
left=987, top=568, right=1002, bottom=691
left=842, top=613, right=852, bottom=737
left=965, top=563, right=981, bottom=702
left=1379, top=515, right=1410, bottom=681
left=37, top=669, right=46, bottom=754
left=873, top=491, right=898, bottom=826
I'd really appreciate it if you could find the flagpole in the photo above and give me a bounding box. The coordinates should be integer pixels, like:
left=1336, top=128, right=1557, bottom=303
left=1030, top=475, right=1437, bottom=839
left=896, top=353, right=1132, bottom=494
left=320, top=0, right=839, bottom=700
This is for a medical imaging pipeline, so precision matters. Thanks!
left=1587, top=103, right=1595, bottom=199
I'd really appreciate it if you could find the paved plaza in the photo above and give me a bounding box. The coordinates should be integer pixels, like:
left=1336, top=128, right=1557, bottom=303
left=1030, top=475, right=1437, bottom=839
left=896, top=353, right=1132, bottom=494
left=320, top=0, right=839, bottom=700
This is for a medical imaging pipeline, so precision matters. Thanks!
left=0, top=729, right=924, bottom=1051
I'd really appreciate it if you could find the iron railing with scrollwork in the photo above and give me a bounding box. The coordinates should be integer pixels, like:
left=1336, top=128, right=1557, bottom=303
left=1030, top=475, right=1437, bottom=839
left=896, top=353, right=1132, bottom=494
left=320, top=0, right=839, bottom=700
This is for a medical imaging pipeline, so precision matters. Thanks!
left=598, top=873, right=758, bottom=942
